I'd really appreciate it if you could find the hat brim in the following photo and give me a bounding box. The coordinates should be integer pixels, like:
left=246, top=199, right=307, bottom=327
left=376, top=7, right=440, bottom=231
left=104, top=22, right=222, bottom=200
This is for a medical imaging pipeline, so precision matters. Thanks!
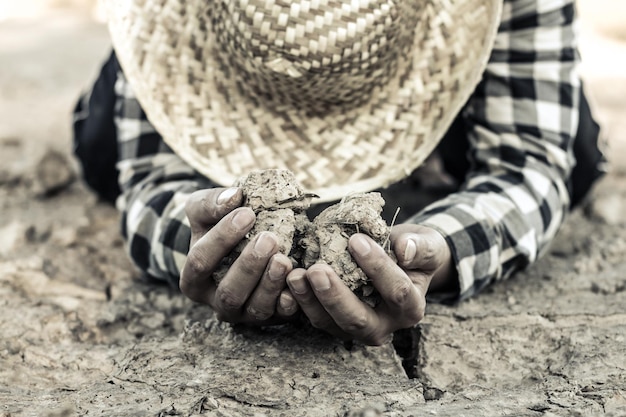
left=108, top=0, right=501, bottom=202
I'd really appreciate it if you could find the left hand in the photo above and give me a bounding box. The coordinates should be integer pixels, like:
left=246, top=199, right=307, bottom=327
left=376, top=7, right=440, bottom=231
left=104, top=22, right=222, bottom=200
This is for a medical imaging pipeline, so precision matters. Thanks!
left=180, top=188, right=299, bottom=325
left=286, top=224, right=454, bottom=345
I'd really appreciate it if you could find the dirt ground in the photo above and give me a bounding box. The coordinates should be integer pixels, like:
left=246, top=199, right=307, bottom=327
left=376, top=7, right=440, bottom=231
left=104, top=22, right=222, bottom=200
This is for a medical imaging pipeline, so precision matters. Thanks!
left=1, top=3, right=625, bottom=416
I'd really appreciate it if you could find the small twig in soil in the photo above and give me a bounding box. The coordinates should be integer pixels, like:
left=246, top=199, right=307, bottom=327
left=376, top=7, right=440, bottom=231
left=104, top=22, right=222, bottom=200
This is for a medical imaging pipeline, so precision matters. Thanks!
left=383, top=207, right=401, bottom=252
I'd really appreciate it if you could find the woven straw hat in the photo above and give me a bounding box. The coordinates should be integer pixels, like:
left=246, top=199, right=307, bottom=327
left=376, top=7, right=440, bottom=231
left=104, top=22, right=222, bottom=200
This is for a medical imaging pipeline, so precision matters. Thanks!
left=107, top=0, right=501, bottom=202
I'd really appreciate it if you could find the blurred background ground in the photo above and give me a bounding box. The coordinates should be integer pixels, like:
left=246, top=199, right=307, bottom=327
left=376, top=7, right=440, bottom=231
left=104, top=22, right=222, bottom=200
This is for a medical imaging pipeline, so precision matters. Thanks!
left=0, top=1, right=625, bottom=416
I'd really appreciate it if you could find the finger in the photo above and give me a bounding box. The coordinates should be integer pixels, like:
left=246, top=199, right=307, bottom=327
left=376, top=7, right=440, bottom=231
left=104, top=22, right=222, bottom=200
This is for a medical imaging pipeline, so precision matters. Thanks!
left=180, top=207, right=255, bottom=303
left=305, top=264, right=389, bottom=345
left=213, top=231, right=279, bottom=320
left=349, top=234, right=424, bottom=325
left=244, top=253, right=293, bottom=321
left=185, top=187, right=243, bottom=238
left=276, top=289, right=299, bottom=318
left=287, top=268, right=346, bottom=339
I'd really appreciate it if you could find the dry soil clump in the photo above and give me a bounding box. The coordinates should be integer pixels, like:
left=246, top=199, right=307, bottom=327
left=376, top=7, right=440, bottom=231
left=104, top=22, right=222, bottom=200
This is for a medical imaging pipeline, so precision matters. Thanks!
left=302, top=193, right=393, bottom=304
left=213, top=169, right=313, bottom=282
left=214, top=169, right=393, bottom=302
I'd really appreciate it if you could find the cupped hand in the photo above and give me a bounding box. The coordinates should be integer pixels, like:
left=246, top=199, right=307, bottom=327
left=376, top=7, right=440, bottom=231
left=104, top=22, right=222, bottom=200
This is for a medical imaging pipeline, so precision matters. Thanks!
left=286, top=224, right=454, bottom=345
left=180, top=187, right=299, bottom=324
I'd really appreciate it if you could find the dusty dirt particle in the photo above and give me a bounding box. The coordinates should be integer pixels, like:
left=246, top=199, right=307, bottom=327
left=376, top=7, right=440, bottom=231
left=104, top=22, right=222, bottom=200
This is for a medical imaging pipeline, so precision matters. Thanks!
left=0, top=221, right=27, bottom=256
left=1, top=137, right=22, bottom=147
left=584, top=192, right=625, bottom=225
left=423, top=387, right=445, bottom=401
left=344, top=405, right=385, bottom=417
left=34, top=150, right=75, bottom=197
left=235, top=169, right=312, bottom=212
left=0, top=168, right=23, bottom=187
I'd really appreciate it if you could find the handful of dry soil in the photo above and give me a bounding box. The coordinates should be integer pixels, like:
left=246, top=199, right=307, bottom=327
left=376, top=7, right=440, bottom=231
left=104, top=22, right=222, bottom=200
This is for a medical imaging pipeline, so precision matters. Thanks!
left=214, top=169, right=394, bottom=303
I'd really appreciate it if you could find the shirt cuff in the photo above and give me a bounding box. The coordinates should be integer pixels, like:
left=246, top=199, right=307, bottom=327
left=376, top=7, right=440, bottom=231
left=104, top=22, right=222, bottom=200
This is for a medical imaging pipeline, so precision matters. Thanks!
left=408, top=200, right=501, bottom=304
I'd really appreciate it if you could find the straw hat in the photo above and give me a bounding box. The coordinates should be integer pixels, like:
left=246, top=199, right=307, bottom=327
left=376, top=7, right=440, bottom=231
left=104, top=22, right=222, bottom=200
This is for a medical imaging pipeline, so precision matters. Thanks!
left=107, top=0, right=501, bottom=202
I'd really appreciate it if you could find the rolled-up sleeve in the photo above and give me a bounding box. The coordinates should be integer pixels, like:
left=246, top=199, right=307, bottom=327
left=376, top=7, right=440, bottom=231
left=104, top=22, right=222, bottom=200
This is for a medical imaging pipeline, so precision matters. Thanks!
left=114, top=73, right=215, bottom=286
left=411, top=0, right=580, bottom=302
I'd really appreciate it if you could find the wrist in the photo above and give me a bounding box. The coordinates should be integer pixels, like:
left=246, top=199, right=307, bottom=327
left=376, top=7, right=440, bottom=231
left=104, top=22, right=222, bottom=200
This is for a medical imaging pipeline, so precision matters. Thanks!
left=428, top=252, right=457, bottom=293
left=422, top=227, right=458, bottom=295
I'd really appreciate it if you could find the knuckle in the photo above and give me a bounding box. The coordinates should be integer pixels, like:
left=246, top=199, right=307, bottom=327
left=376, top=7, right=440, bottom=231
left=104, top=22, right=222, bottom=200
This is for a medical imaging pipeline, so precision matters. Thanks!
left=341, top=313, right=369, bottom=334
left=367, top=256, right=388, bottom=275
left=217, top=287, right=244, bottom=311
left=186, top=190, right=211, bottom=217
left=248, top=249, right=269, bottom=263
left=366, top=259, right=397, bottom=283
left=237, top=254, right=267, bottom=278
left=184, top=191, right=202, bottom=215
left=178, top=280, right=205, bottom=303
left=238, top=241, right=275, bottom=271
left=389, top=283, right=413, bottom=306
left=211, top=221, right=248, bottom=250
left=211, top=226, right=235, bottom=247
left=262, top=275, right=285, bottom=292
left=184, top=251, right=210, bottom=277
left=421, top=245, right=439, bottom=267
left=419, top=235, right=447, bottom=269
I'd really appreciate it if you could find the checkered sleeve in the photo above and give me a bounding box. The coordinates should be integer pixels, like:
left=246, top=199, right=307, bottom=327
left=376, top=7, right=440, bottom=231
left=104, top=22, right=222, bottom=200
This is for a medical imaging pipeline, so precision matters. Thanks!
left=114, top=73, right=215, bottom=286
left=410, top=0, right=580, bottom=302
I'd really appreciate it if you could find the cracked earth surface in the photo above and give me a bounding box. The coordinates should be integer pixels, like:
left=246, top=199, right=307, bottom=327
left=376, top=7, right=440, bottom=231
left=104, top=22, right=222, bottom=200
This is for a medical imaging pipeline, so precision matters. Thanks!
left=1, top=4, right=625, bottom=416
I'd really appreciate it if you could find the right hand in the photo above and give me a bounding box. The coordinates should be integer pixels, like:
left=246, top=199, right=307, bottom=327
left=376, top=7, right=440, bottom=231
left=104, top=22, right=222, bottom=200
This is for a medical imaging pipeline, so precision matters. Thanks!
left=180, top=187, right=299, bottom=324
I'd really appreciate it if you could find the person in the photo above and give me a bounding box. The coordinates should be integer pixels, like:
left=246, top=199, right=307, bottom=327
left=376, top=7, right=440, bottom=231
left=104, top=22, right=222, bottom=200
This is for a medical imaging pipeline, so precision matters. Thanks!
left=74, top=0, right=605, bottom=345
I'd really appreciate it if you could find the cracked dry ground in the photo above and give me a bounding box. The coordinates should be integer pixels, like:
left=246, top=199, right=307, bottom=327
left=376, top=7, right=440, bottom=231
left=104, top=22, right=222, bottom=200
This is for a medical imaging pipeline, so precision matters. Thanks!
left=1, top=13, right=626, bottom=417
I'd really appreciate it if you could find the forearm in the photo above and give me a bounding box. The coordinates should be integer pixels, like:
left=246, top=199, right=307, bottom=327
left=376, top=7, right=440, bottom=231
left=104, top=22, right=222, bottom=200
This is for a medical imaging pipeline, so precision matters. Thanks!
left=410, top=0, right=580, bottom=302
left=114, top=70, right=216, bottom=285
left=410, top=166, right=570, bottom=301
left=118, top=156, right=212, bottom=285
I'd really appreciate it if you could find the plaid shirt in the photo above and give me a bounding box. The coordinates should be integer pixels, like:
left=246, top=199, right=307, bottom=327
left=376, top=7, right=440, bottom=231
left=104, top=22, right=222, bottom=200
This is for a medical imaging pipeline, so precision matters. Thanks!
left=108, top=0, right=580, bottom=302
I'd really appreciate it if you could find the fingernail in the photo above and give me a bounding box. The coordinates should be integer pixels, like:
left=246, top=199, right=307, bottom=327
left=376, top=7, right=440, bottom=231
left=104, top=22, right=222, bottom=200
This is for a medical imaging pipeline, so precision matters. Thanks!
left=254, top=232, right=276, bottom=256
left=308, top=269, right=331, bottom=292
left=217, top=187, right=239, bottom=205
left=247, top=306, right=270, bottom=321
left=268, top=257, right=287, bottom=281
left=404, top=238, right=417, bottom=265
left=231, top=208, right=254, bottom=230
left=279, top=292, right=297, bottom=313
left=351, top=234, right=371, bottom=256
left=289, top=273, right=308, bottom=295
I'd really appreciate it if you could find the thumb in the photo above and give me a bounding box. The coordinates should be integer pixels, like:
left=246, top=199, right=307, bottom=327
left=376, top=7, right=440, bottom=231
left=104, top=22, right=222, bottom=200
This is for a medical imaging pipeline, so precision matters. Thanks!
left=392, top=227, right=449, bottom=273
left=185, top=187, right=243, bottom=233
